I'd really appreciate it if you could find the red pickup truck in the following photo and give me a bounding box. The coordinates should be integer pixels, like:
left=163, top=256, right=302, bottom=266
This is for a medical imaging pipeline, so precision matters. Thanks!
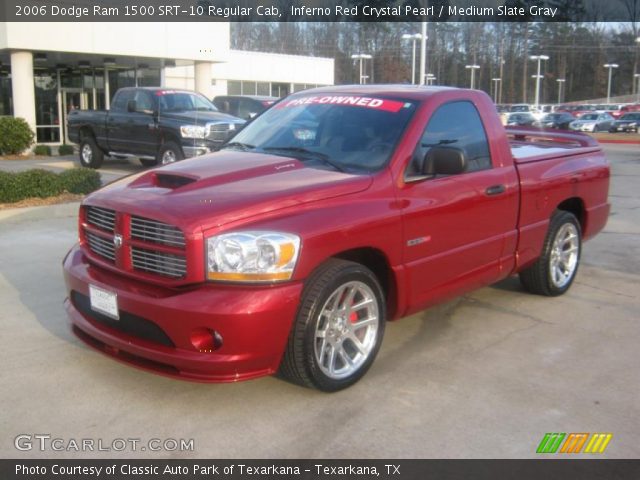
left=63, top=86, right=610, bottom=391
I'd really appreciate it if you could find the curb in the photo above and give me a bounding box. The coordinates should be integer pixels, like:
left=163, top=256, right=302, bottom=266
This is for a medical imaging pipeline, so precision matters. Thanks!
left=0, top=201, right=80, bottom=223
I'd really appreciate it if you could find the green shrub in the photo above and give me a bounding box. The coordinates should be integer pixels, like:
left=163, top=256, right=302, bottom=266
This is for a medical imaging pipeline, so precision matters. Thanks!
left=58, top=168, right=101, bottom=194
left=58, top=144, right=75, bottom=156
left=34, top=145, right=52, bottom=156
left=0, top=117, right=35, bottom=155
left=0, top=168, right=102, bottom=203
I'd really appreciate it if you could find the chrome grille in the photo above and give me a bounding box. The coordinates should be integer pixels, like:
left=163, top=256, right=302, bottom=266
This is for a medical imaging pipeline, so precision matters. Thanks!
left=131, top=247, right=186, bottom=279
left=131, top=216, right=185, bottom=248
left=86, top=206, right=116, bottom=232
left=86, top=232, right=115, bottom=262
left=207, top=122, right=233, bottom=143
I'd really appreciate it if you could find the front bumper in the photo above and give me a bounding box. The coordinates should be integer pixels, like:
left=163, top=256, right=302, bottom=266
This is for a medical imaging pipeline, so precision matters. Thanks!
left=63, top=244, right=303, bottom=382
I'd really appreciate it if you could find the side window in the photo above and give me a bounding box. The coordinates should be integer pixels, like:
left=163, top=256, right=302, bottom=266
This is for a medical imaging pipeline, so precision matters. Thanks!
left=409, top=101, right=492, bottom=177
left=111, top=90, right=134, bottom=112
left=133, top=90, right=154, bottom=112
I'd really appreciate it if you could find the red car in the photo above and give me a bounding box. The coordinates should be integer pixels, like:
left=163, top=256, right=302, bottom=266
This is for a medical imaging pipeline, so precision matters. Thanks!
left=63, top=86, right=610, bottom=391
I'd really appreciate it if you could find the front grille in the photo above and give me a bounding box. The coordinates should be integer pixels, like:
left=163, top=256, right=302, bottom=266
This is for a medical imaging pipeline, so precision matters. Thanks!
left=86, top=232, right=115, bottom=262
left=207, top=122, right=233, bottom=143
left=131, top=216, right=185, bottom=248
left=131, top=247, right=186, bottom=279
left=86, top=206, right=116, bottom=232
left=71, top=291, right=175, bottom=347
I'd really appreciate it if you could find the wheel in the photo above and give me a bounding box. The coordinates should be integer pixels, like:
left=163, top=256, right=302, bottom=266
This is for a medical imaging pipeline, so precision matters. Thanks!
left=79, top=136, right=104, bottom=169
left=156, top=142, right=183, bottom=165
left=139, top=158, right=158, bottom=167
left=519, top=211, right=582, bottom=296
left=279, top=259, right=386, bottom=392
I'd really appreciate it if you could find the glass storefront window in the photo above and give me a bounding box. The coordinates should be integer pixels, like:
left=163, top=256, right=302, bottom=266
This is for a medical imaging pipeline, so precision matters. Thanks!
left=0, top=75, right=12, bottom=116
left=228, top=80, right=242, bottom=95
left=256, top=82, right=270, bottom=96
left=34, top=72, right=60, bottom=143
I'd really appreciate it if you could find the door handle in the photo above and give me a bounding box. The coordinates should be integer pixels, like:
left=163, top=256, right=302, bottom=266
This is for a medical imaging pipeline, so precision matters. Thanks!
left=485, top=184, right=506, bottom=196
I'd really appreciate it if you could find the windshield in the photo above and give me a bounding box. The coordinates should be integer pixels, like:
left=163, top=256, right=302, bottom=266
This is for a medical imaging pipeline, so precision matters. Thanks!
left=223, top=94, right=417, bottom=173
left=580, top=114, right=598, bottom=120
left=158, top=91, right=218, bottom=112
left=621, top=113, right=640, bottom=120
left=510, top=105, right=529, bottom=112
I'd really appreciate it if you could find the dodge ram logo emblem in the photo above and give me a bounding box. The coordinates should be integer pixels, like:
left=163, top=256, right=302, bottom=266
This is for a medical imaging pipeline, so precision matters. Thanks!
left=113, top=234, right=123, bottom=249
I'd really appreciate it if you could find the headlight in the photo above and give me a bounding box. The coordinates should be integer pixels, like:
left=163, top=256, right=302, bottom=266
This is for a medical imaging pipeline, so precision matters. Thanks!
left=180, top=125, right=207, bottom=138
left=207, top=231, right=300, bottom=282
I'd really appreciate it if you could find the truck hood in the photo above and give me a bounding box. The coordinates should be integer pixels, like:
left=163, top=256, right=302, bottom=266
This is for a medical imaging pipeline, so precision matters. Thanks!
left=158, top=110, right=244, bottom=125
left=85, top=151, right=373, bottom=232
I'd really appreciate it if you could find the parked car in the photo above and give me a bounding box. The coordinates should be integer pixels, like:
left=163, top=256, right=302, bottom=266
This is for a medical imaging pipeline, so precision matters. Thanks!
left=509, top=103, right=531, bottom=113
left=67, top=87, right=246, bottom=168
left=534, top=112, right=575, bottom=130
left=504, top=112, right=536, bottom=126
left=213, top=95, right=279, bottom=120
left=557, top=104, right=598, bottom=118
left=569, top=113, right=615, bottom=132
left=609, top=112, right=640, bottom=133
left=63, top=85, right=610, bottom=391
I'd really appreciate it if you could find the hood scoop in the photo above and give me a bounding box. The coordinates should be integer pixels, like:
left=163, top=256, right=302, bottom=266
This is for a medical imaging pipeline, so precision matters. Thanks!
left=154, top=173, right=198, bottom=189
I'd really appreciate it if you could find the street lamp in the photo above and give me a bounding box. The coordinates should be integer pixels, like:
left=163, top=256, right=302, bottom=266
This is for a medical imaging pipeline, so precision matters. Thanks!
left=351, top=53, right=372, bottom=84
left=465, top=64, right=480, bottom=89
left=603, top=63, right=619, bottom=104
left=425, top=73, right=436, bottom=85
left=402, top=33, right=422, bottom=85
left=529, top=54, right=549, bottom=109
left=556, top=79, right=566, bottom=104
left=491, top=78, right=501, bottom=102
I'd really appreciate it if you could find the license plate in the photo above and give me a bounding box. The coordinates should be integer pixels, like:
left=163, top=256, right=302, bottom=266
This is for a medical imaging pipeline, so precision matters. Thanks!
left=89, top=284, right=119, bottom=320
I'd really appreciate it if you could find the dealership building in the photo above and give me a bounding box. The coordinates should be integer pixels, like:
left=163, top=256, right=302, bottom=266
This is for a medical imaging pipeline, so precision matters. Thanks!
left=0, top=22, right=334, bottom=144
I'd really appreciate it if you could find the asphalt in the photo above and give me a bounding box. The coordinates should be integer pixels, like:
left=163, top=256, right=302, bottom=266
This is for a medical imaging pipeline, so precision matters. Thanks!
left=0, top=144, right=638, bottom=459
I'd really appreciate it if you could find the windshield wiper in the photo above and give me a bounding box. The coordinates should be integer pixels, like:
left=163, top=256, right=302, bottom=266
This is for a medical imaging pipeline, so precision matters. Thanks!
left=222, top=142, right=255, bottom=151
left=262, top=146, right=346, bottom=173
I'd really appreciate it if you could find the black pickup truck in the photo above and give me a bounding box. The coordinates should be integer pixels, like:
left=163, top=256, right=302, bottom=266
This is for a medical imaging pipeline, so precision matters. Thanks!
left=67, top=87, right=245, bottom=168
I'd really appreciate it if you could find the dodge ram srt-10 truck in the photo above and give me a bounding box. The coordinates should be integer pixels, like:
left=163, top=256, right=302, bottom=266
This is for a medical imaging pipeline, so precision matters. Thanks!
left=63, top=85, right=610, bottom=392
left=67, top=87, right=245, bottom=169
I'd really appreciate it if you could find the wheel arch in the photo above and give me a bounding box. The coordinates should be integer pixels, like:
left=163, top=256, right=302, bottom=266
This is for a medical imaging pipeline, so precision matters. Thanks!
left=330, top=247, right=398, bottom=321
left=556, top=197, right=586, bottom=231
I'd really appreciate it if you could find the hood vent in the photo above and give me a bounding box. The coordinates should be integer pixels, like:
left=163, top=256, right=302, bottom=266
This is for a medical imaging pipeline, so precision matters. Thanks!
left=154, top=173, right=197, bottom=189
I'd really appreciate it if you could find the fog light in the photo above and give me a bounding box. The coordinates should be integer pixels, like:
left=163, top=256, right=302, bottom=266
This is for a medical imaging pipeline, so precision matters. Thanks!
left=190, top=328, right=223, bottom=352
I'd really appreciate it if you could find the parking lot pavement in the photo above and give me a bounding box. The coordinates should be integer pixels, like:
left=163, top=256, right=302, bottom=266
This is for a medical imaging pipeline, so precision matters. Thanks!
left=0, top=155, right=142, bottom=185
left=0, top=144, right=638, bottom=459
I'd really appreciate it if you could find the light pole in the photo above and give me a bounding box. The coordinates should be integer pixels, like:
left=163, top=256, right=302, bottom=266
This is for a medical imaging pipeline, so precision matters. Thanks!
left=529, top=55, right=549, bottom=109
left=351, top=54, right=372, bottom=84
left=465, top=64, right=480, bottom=89
left=402, top=33, right=422, bottom=85
left=603, top=63, right=619, bottom=104
left=491, top=78, right=501, bottom=102
left=635, top=73, right=640, bottom=103
left=556, top=78, right=565, bottom=104
left=425, top=73, right=436, bottom=85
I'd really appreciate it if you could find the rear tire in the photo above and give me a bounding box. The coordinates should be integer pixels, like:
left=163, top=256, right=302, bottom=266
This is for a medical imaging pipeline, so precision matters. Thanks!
left=279, top=259, right=386, bottom=392
left=519, top=211, right=582, bottom=296
left=156, top=142, right=183, bottom=165
left=79, top=137, right=104, bottom=169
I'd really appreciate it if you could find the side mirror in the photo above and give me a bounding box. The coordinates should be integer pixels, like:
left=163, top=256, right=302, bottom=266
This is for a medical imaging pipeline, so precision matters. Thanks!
left=126, top=99, right=137, bottom=113
left=424, top=146, right=467, bottom=175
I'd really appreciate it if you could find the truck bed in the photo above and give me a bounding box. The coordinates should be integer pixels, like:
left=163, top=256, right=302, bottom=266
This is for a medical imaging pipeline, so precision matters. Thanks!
left=506, top=126, right=602, bottom=164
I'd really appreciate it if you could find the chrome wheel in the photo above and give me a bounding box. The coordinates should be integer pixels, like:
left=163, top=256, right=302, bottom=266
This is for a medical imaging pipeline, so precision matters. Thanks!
left=161, top=149, right=177, bottom=164
left=314, top=280, right=379, bottom=380
left=81, top=144, right=93, bottom=164
left=549, top=223, right=579, bottom=289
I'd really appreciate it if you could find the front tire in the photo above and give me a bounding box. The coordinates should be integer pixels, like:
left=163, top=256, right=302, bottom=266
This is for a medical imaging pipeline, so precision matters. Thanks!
left=79, top=137, right=104, bottom=169
left=279, top=259, right=386, bottom=392
left=519, top=211, right=582, bottom=296
left=156, top=142, right=183, bottom=165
